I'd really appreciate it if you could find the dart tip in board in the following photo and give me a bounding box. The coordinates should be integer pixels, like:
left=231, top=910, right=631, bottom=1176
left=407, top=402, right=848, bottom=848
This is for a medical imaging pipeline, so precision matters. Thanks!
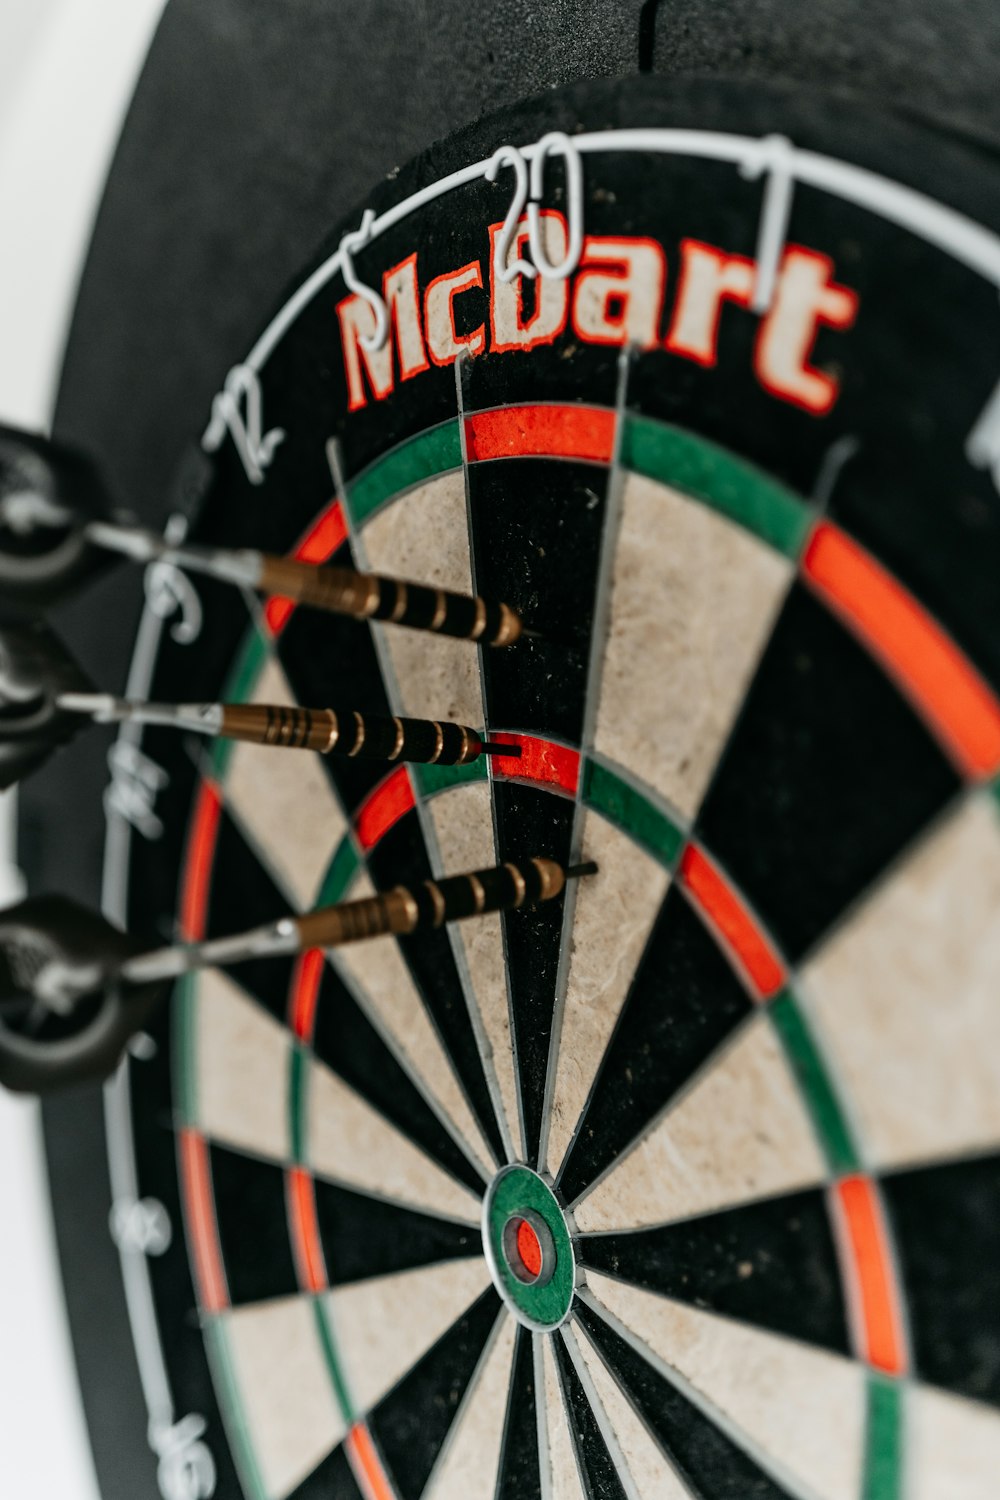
left=565, top=861, right=599, bottom=880
left=480, top=741, right=523, bottom=757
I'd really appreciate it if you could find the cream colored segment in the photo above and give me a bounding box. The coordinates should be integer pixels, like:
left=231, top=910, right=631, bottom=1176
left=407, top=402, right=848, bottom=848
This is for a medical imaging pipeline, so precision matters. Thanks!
left=588, top=1273, right=865, bottom=1500
left=224, top=654, right=347, bottom=911
left=326, top=1258, right=490, bottom=1417
left=225, top=1295, right=347, bottom=1500
left=541, top=1334, right=587, bottom=1500
left=801, top=793, right=1000, bottom=1171
left=307, top=1056, right=480, bottom=1222
left=546, top=811, right=669, bottom=1176
left=570, top=1321, right=693, bottom=1500
left=574, top=1014, right=825, bottom=1231
left=424, top=1314, right=516, bottom=1500
left=910, top=1383, right=1000, bottom=1500
left=334, top=868, right=495, bottom=1172
left=195, top=968, right=289, bottom=1162
left=362, top=471, right=483, bottom=726
left=427, top=781, right=521, bottom=1157
left=593, top=473, right=792, bottom=821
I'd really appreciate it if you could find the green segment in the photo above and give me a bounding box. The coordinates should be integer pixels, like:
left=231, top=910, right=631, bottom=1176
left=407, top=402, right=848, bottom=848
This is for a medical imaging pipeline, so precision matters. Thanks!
left=770, top=991, right=860, bottom=1175
left=212, top=624, right=268, bottom=779
left=312, top=1299, right=355, bottom=1424
left=347, top=422, right=462, bottom=527
left=582, top=757, right=683, bottom=869
left=203, top=1320, right=269, bottom=1500
left=864, top=1376, right=903, bottom=1500
left=289, top=1045, right=308, bottom=1164
left=173, top=975, right=199, bottom=1127
left=621, top=414, right=811, bottom=558
left=485, top=1166, right=574, bottom=1329
left=316, top=836, right=361, bottom=907
left=414, top=756, right=488, bottom=798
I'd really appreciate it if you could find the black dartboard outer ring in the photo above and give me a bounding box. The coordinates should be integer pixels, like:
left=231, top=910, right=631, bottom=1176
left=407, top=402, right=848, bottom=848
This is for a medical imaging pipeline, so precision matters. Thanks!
left=77, top=73, right=1000, bottom=1500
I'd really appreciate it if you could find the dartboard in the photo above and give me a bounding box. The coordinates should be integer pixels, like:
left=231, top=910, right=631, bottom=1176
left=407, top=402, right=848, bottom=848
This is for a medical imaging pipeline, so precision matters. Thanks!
left=60, top=70, right=1000, bottom=1500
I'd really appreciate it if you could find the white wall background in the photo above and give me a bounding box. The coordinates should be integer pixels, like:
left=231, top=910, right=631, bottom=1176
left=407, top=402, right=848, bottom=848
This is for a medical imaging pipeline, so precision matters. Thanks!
left=0, top=4, right=168, bottom=1495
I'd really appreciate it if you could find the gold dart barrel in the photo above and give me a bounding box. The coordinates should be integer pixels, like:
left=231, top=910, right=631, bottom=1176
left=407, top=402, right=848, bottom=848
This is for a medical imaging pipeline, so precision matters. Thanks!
left=293, top=856, right=589, bottom=950
left=219, top=705, right=488, bottom=764
left=257, top=556, right=522, bottom=646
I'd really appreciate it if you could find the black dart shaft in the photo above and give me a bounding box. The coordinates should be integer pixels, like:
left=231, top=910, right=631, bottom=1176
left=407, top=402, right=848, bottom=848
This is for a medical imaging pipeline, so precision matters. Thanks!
left=58, top=693, right=519, bottom=767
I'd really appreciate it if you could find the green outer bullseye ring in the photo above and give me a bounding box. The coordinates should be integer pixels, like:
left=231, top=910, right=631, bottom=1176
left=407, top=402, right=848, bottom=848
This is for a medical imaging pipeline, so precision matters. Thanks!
left=482, top=1165, right=576, bottom=1330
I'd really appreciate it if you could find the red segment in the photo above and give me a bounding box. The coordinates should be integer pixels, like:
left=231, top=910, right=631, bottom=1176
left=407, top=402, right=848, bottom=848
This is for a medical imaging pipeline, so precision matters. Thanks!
left=264, top=499, right=349, bottom=636
left=679, top=844, right=785, bottom=1001
left=178, top=1129, right=228, bottom=1313
left=803, top=521, right=1000, bottom=780
left=290, top=948, right=325, bottom=1041
left=834, top=1176, right=908, bottom=1375
left=355, top=765, right=415, bottom=851
left=180, top=781, right=223, bottom=942
left=490, top=734, right=580, bottom=797
left=464, top=404, right=615, bottom=464
left=516, top=1219, right=543, bottom=1280
left=287, top=1167, right=327, bottom=1294
left=346, top=1424, right=395, bottom=1500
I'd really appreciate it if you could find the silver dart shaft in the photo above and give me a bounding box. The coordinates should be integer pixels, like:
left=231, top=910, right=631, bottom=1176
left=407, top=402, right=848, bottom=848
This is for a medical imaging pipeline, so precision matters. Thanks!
left=120, top=919, right=300, bottom=986
left=58, top=693, right=224, bottom=736
left=84, top=519, right=263, bottom=588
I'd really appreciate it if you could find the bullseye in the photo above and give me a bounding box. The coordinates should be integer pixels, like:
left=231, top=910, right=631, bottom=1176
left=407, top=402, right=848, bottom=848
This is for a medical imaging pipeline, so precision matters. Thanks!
left=501, top=1209, right=554, bottom=1286
left=483, top=1165, right=575, bottom=1330
left=516, top=1219, right=542, bottom=1279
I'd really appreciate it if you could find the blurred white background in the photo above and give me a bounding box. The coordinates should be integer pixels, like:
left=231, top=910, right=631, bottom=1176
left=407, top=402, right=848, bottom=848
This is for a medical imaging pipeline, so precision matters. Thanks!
left=0, top=4, right=167, bottom=1495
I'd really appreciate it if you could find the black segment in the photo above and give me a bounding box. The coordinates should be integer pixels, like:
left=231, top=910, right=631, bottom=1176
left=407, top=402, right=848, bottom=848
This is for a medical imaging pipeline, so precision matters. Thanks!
left=580, top=1186, right=851, bottom=1355
left=497, top=1325, right=543, bottom=1500
left=883, top=1152, right=1000, bottom=1407
left=558, top=888, right=751, bottom=1205
left=576, top=1302, right=796, bottom=1499
left=312, top=962, right=484, bottom=1195
left=555, top=1334, right=628, bottom=1500
left=367, top=812, right=505, bottom=1162
left=493, top=783, right=574, bottom=1164
left=289, top=1444, right=363, bottom=1500
left=277, top=567, right=392, bottom=814
left=370, top=1288, right=502, bottom=1500
left=208, top=1144, right=298, bottom=1306
left=696, top=584, right=960, bottom=961
left=467, top=452, right=607, bottom=743
left=207, top=808, right=296, bottom=1022
left=312, top=1179, right=480, bottom=1286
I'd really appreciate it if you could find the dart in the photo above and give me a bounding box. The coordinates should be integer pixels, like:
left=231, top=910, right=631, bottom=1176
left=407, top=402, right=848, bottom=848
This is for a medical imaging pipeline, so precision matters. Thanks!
left=0, top=858, right=597, bottom=1093
left=57, top=692, right=520, bottom=767
left=87, top=520, right=526, bottom=646
left=124, top=856, right=598, bottom=984
left=0, top=423, right=525, bottom=644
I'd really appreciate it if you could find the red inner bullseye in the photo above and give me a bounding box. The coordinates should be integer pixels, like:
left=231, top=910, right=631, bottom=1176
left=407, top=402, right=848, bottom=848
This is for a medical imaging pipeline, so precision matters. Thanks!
left=516, top=1218, right=543, bottom=1281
